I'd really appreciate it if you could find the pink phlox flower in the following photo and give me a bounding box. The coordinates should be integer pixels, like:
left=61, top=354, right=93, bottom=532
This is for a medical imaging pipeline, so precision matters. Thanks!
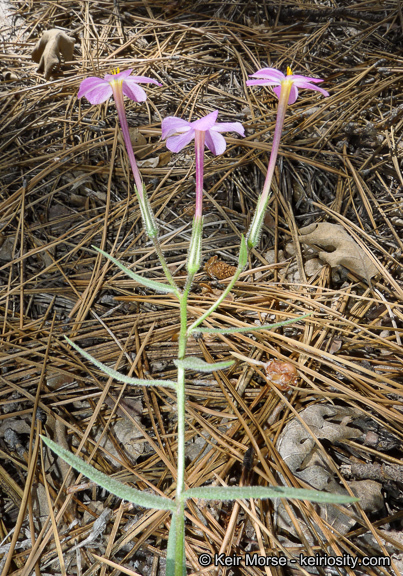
left=246, top=67, right=329, bottom=105
left=78, top=68, right=162, bottom=105
left=161, top=110, right=245, bottom=155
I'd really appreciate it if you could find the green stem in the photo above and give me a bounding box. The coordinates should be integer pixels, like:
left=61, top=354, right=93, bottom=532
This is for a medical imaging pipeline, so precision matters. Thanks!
left=178, top=274, right=194, bottom=358
left=151, top=236, right=180, bottom=297
left=187, top=265, right=243, bottom=335
left=175, top=272, right=194, bottom=574
left=175, top=364, right=186, bottom=576
left=174, top=501, right=186, bottom=576
left=176, top=364, right=186, bottom=488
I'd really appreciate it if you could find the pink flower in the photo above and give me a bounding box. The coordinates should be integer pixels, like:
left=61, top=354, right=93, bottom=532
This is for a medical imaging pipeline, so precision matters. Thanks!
left=78, top=68, right=161, bottom=203
left=161, top=110, right=245, bottom=156
left=78, top=68, right=161, bottom=104
left=245, top=67, right=329, bottom=249
left=161, top=110, right=244, bottom=220
left=246, top=66, right=329, bottom=104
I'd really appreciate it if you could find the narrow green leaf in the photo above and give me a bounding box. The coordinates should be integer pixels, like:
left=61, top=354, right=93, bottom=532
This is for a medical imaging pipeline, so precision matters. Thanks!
left=41, top=436, right=175, bottom=511
left=184, top=485, right=358, bottom=505
left=174, top=357, right=234, bottom=372
left=65, top=337, right=176, bottom=388
left=93, top=246, right=176, bottom=294
left=238, top=234, right=248, bottom=268
left=193, top=314, right=312, bottom=335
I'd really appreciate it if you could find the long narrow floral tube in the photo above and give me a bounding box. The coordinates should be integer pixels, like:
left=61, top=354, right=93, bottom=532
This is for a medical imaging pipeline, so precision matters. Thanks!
left=162, top=110, right=244, bottom=274
left=78, top=69, right=161, bottom=200
left=246, top=67, right=329, bottom=248
left=162, top=110, right=245, bottom=219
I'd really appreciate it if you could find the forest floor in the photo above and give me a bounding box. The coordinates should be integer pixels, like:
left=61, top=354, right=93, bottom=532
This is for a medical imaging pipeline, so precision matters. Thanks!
left=1, top=1, right=403, bottom=575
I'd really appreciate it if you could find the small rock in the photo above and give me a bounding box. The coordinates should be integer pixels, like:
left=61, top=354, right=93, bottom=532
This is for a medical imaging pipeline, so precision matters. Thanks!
left=304, top=258, right=322, bottom=277
left=264, top=249, right=285, bottom=264
left=93, top=418, right=144, bottom=465
left=0, top=236, right=16, bottom=261
left=186, top=436, right=208, bottom=461
left=286, top=265, right=301, bottom=283
left=285, top=242, right=296, bottom=257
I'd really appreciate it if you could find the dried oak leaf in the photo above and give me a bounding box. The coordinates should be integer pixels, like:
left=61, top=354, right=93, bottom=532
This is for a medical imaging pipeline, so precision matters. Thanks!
left=299, top=222, right=378, bottom=281
left=275, top=405, right=384, bottom=547
left=32, top=29, right=75, bottom=80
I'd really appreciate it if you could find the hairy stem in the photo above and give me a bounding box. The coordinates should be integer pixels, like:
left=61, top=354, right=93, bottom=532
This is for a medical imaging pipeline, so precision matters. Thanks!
left=151, top=236, right=180, bottom=296
left=187, top=264, right=243, bottom=335
left=174, top=272, right=195, bottom=574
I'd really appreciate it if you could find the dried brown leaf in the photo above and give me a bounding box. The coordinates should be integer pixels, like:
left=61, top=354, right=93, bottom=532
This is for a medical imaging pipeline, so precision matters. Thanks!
left=299, top=223, right=378, bottom=281
left=158, top=150, right=172, bottom=167
left=32, top=29, right=75, bottom=80
left=118, top=128, right=153, bottom=159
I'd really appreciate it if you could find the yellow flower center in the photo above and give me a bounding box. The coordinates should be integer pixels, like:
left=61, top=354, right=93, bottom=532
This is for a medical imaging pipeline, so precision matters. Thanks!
left=286, top=66, right=293, bottom=76
left=111, top=67, right=120, bottom=75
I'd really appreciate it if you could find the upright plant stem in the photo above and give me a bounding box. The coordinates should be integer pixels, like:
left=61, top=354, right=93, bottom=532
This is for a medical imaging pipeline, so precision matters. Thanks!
left=151, top=237, right=180, bottom=295
left=175, top=273, right=194, bottom=575
left=174, top=499, right=185, bottom=576
left=173, top=128, right=205, bottom=573
left=175, top=359, right=186, bottom=576
left=177, top=274, right=194, bottom=487
left=187, top=265, right=243, bottom=335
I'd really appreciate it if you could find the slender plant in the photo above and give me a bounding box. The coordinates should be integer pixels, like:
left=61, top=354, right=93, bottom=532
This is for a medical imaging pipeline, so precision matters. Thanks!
left=246, top=66, right=329, bottom=248
left=42, top=67, right=355, bottom=576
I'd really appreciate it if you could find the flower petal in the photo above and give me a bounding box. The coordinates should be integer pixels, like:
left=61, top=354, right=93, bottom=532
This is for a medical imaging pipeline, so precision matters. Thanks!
left=78, top=76, right=105, bottom=93
left=273, top=84, right=299, bottom=104
left=161, top=116, right=191, bottom=139
left=246, top=78, right=280, bottom=87
left=205, top=130, right=226, bottom=155
left=292, top=80, right=329, bottom=97
left=191, top=110, right=219, bottom=131
left=289, top=74, right=324, bottom=84
left=78, top=77, right=113, bottom=104
left=248, top=68, right=285, bottom=82
left=104, top=69, right=133, bottom=82
left=211, top=122, right=245, bottom=136
left=166, top=129, right=195, bottom=153
left=288, top=84, right=299, bottom=104
left=130, top=75, right=162, bottom=86
left=122, top=80, right=148, bottom=102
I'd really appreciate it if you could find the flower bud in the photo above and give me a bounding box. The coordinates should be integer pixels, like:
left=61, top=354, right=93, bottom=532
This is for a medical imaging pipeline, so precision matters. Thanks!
left=187, top=216, right=203, bottom=275
left=138, top=186, right=158, bottom=238
left=246, top=199, right=267, bottom=249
